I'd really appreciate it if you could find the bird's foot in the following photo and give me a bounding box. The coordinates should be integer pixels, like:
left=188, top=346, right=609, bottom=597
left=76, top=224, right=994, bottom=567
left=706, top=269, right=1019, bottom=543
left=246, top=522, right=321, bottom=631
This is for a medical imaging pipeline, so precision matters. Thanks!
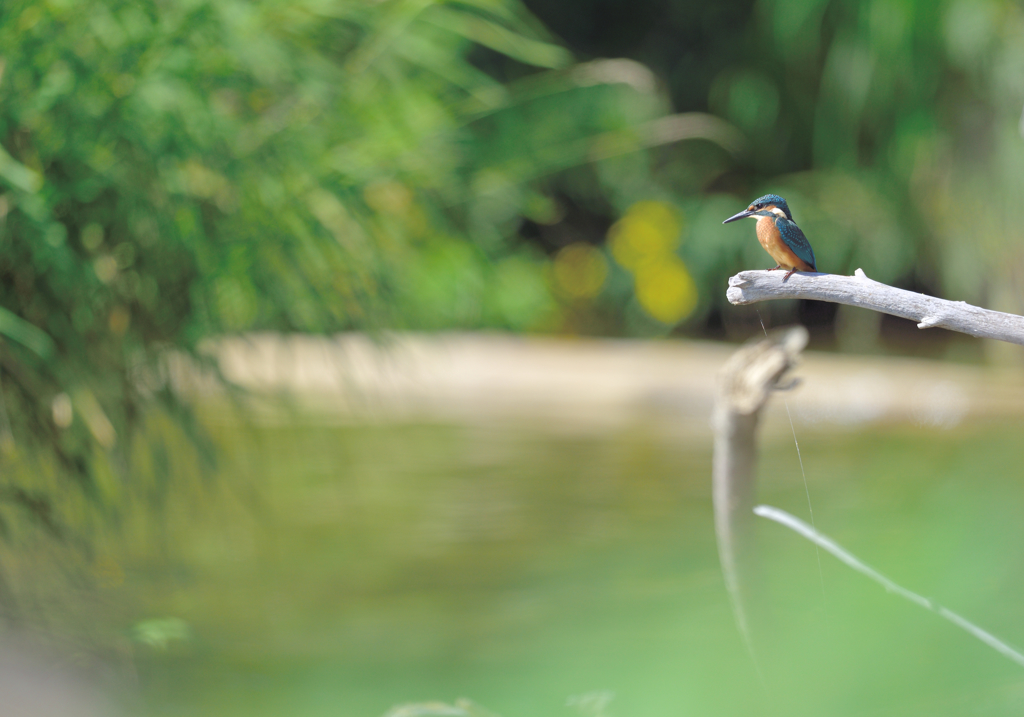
left=768, top=265, right=782, bottom=271
left=783, top=268, right=797, bottom=281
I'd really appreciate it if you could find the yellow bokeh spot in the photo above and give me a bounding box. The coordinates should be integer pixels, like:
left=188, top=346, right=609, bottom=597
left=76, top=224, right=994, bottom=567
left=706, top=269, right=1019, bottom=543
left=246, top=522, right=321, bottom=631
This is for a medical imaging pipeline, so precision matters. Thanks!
left=608, top=200, right=683, bottom=271
left=606, top=201, right=696, bottom=324
left=108, top=305, right=130, bottom=336
left=363, top=180, right=426, bottom=236
left=630, top=201, right=682, bottom=238
left=364, top=180, right=412, bottom=215
left=633, top=256, right=698, bottom=325
left=553, top=242, right=608, bottom=299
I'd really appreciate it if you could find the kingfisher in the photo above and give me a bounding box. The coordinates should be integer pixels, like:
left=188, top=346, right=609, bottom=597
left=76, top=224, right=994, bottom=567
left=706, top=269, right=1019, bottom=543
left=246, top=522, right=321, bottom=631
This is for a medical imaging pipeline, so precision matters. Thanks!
left=722, top=194, right=816, bottom=280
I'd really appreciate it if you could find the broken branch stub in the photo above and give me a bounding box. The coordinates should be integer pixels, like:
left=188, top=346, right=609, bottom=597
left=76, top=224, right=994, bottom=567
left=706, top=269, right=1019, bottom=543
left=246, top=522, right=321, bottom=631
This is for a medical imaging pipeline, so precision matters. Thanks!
left=712, top=325, right=808, bottom=658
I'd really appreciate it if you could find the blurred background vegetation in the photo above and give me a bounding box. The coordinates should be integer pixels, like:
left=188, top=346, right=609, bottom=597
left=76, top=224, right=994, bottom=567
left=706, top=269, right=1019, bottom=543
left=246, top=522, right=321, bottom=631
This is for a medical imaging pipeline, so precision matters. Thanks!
left=2, top=0, right=1024, bottom=714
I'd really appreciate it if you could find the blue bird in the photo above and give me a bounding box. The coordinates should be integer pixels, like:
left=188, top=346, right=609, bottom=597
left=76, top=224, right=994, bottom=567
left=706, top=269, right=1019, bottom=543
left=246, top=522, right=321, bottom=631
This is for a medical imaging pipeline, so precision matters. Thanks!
left=723, top=194, right=816, bottom=280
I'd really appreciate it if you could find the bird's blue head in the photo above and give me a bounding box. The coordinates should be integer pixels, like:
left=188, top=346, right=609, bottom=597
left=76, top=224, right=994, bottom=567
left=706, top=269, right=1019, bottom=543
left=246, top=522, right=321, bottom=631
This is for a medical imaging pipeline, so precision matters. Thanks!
left=722, top=194, right=794, bottom=224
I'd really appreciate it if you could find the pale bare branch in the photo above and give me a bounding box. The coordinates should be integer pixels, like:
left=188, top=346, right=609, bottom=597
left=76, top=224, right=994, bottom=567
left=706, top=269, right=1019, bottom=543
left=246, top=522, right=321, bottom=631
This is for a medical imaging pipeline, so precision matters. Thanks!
left=727, top=269, right=1024, bottom=346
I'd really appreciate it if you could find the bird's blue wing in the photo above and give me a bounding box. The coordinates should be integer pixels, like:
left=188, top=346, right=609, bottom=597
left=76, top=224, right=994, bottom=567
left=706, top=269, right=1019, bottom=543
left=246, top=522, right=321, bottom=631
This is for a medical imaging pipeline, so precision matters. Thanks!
left=775, top=217, right=816, bottom=270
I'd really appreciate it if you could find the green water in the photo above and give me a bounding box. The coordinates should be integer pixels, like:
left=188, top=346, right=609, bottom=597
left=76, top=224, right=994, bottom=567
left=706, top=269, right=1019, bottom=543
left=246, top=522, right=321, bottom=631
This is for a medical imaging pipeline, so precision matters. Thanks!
left=124, top=417, right=1024, bottom=717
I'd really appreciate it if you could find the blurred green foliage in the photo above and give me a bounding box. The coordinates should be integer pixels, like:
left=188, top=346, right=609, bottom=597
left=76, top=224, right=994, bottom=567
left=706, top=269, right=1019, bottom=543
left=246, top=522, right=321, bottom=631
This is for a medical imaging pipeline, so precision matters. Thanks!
left=0, top=0, right=705, bottom=544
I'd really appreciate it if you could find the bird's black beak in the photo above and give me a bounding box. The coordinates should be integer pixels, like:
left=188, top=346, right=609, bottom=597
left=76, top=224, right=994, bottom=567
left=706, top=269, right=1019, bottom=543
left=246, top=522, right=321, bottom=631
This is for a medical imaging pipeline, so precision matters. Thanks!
left=722, top=209, right=754, bottom=224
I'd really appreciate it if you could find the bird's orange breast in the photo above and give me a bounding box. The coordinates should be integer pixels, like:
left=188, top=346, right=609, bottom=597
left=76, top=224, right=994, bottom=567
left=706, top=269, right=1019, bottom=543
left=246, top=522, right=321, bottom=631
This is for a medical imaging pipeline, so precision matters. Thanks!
left=755, top=216, right=813, bottom=272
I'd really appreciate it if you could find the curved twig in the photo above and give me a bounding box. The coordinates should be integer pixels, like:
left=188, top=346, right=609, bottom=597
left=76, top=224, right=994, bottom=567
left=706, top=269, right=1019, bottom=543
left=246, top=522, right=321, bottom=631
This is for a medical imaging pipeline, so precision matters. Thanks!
left=727, top=269, right=1024, bottom=346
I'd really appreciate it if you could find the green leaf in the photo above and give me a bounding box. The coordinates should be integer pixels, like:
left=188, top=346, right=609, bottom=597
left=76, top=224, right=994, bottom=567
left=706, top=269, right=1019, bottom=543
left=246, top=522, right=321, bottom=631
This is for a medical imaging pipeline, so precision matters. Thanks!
left=0, top=145, right=43, bottom=193
left=0, top=307, right=54, bottom=360
left=424, top=6, right=572, bottom=69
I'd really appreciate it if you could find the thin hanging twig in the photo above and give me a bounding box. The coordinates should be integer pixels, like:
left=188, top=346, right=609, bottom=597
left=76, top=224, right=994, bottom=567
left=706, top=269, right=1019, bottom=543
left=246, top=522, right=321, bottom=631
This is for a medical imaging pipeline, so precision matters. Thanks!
left=754, top=504, right=1024, bottom=669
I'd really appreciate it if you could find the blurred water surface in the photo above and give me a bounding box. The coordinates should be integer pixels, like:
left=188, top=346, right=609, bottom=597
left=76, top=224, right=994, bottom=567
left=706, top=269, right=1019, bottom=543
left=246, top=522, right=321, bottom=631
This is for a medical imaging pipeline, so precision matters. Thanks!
left=119, top=408, right=1024, bottom=717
